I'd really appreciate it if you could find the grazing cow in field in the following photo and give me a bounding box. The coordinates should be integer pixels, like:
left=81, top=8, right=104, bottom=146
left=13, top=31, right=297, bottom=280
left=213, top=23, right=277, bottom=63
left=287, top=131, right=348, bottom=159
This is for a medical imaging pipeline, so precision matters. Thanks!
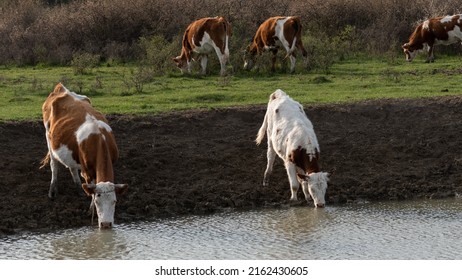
left=256, top=89, right=329, bottom=207
left=41, top=83, right=128, bottom=229
left=173, top=16, right=231, bottom=76
left=244, top=16, right=308, bottom=73
left=402, top=14, right=462, bottom=62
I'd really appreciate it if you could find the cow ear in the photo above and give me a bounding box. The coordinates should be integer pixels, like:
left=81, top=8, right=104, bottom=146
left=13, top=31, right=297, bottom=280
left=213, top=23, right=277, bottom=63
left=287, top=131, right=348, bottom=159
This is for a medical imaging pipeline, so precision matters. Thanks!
left=115, top=184, right=128, bottom=195
left=324, top=172, right=331, bottom=182
left=328, top=168, right=336, bottom=176
left=82, top=183, right=96, bottom=196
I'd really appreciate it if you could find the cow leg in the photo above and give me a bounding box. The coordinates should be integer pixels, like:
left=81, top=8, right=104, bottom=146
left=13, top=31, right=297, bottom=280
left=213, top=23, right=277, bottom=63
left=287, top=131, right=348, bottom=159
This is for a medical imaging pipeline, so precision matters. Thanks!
left=214, top=48, right=228, bottom=76
left=69, top=168, right=82, bottom=192
left=288, top=54, right=296, bottom=73
left=186, top=59, right=192, bottom=74
left=270, top=49, right=278, bottom=72
left=200, top=55, right=208, bottom=75
left=263, top=142, right=277, bottom=187
left=48, top=155, right=59, bottom=199
left=285, top=162, right=299, bottom=201
left=426, top=45, right=435, bottom=63
left=301, top=183, right=311, bottom=202
left=218, top=53, right=227, bottom=76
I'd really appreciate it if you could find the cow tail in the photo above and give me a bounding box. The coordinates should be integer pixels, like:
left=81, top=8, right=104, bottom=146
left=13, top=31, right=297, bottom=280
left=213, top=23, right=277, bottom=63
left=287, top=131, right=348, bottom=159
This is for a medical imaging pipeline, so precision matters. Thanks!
left=256, top=111, right=268, bottom=145
left=218, top=16, right=231, bottom=37
left=291, top=17, right=302, bottom=55
left=39, top=152, right=50, bottom=169
left=293, top=17, right=301, bottom=38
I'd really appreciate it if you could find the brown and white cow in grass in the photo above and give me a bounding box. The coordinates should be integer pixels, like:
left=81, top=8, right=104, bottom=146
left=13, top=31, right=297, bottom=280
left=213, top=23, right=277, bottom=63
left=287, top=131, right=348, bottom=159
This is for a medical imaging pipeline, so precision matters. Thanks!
left=173, top=16, right=231, bottom=76
left=41, top=83, right=128, bottom=228
left=403, top=14, right=462, bottom=62
left=244, top=16, right=308, bottom=73
left=256, top=89, right=329, bottom=207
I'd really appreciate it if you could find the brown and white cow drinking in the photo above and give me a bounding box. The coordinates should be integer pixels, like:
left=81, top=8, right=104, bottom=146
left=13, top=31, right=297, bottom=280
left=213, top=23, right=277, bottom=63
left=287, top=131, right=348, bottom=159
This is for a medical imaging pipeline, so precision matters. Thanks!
left=41, top=83, right=128, bottom=228
left=173, top=16, right=231, bottom=76
left=402, top=14, right=462, bottom=62
left=244, top=16, right=308, bottom=73
left=256, top=89, right=330, bottom=207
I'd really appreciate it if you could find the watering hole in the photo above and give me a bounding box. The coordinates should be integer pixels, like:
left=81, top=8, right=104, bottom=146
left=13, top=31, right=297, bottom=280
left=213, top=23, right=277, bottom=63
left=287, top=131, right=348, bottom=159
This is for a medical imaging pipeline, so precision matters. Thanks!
left=1, top=198, right=461, bottom=260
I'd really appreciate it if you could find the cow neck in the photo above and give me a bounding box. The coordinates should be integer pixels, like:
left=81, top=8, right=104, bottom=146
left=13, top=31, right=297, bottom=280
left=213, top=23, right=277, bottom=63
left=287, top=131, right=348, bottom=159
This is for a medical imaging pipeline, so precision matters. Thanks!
left=290, top=147, right=320, bottom=174
left=95, top=137, right=115, bottom=184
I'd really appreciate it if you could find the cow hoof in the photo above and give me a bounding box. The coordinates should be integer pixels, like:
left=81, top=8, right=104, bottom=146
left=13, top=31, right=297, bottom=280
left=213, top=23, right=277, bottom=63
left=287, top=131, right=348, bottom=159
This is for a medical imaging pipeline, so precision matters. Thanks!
left=48, top=191, right=57, bottom=199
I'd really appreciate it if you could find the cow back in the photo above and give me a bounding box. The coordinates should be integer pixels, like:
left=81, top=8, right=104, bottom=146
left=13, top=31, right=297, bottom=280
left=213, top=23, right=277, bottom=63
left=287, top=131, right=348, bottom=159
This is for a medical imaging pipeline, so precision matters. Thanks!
left=267, top=90, right=320, bottom=157
left=43, top=83, right=118, bottom=182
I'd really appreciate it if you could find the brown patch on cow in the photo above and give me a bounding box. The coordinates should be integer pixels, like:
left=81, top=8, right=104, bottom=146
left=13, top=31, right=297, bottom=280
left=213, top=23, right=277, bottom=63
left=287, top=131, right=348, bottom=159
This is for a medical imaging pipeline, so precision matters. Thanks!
left=289, top=147, right=320, bottom=174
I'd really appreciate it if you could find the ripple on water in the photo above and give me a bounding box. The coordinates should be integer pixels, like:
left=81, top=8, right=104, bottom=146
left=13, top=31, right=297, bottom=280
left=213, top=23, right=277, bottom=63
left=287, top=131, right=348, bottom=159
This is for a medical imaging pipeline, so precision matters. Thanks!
left=1, top=198, right=462, bottom=259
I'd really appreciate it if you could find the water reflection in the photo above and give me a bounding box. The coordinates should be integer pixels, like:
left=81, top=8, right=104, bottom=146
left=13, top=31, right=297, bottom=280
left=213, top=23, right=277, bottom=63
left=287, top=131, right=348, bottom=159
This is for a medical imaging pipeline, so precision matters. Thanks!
left=50, top=228, right=130, bottom=259
left=1, top=198, right=461, bottom=259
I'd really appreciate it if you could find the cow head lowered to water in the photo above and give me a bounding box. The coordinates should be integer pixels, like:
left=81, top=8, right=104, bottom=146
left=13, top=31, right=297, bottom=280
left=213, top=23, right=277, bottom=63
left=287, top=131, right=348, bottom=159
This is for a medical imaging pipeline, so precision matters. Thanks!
left=41, top=83, right=128, bottom=228
left=83, top=182, right=128, bottom=228
left=256, top=89, right=330, bottom=207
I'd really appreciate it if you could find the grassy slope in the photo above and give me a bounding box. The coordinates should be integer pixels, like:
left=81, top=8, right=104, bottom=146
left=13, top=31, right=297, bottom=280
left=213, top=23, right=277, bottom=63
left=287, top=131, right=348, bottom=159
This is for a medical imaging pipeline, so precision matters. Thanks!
left=1, top=55, right=461, bottom=121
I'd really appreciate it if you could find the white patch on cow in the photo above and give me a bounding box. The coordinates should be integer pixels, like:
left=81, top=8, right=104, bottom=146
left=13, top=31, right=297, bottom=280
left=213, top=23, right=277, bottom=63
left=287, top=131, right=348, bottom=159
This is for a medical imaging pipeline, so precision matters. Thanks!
left=274, top=17, right=298, bottom=71
left=437, top=25, right=462, bottom=45
left=52, top=144, right=81, bottom=169
left=44, top=120, right=52, bottom=150
left=194, top=31, right=229, bottom=75
left=68, top=91, right=89, bottom=102
left=60, top=84, right=89, bottom=102
left=274, top=18, right=292, bottom=52
left=423, top=20, right=430, bottom=30
left=440, top=15, right=453, bottom=24
left=75, top=113, right=112, bottom=144
left=194, top=31, right=216, bottom=53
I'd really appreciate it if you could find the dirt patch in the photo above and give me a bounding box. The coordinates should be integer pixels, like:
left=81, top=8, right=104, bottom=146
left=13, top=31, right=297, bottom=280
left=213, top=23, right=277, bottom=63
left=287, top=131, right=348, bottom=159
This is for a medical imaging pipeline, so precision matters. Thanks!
left=2, top=96, right=462, bottom=236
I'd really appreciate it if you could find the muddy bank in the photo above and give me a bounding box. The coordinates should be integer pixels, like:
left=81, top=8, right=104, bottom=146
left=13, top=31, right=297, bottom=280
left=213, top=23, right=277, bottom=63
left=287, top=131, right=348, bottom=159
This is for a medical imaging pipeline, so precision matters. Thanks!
left=1, top=96, right=462, bottom=235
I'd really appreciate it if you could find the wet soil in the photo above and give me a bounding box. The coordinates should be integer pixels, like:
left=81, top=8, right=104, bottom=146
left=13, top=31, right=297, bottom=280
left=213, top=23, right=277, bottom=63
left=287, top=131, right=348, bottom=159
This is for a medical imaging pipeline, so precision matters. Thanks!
left=2, top=96, right=462, bottom=236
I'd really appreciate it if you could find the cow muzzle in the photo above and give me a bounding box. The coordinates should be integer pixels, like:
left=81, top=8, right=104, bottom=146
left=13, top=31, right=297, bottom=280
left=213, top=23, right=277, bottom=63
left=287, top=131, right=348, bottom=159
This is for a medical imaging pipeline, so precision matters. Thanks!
left=315, top=203, right=325, bottom=208
left=99, top=222, right=113, bottom=229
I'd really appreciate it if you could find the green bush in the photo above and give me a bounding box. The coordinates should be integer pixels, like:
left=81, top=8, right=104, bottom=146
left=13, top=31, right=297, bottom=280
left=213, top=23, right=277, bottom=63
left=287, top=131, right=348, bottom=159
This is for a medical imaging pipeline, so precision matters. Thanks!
left=138, top=35, right=180, bottom=75
left=1, top=0, right=462, bottom=66
left=71, top=52, right=100, bottom=75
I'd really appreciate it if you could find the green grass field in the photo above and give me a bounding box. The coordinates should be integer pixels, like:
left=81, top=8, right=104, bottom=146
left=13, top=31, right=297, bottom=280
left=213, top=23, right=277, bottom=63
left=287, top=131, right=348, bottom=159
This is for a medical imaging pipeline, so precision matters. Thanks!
left=1, top=54, right=462, bottom=121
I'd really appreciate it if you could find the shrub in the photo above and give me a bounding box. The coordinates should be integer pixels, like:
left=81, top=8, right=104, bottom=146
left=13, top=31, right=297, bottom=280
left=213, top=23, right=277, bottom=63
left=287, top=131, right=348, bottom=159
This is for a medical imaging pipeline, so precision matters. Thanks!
left=1, top=0, right=462, bottom=66
left=138, top=35, right=180, bottom=75
left=71, top=52, right=100, bottom=75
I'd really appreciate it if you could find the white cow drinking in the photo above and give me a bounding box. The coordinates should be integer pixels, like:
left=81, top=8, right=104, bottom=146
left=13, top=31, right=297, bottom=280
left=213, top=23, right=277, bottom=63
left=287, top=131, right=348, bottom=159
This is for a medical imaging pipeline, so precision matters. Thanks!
left=256, top=89, right=330, bottom=207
